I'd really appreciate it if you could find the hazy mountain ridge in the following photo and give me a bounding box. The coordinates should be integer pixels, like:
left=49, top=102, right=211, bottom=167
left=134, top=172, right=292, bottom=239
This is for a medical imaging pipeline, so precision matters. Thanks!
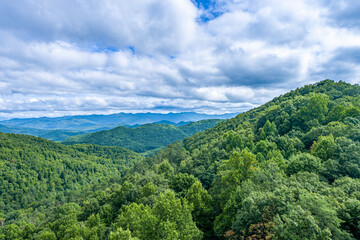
left=0, top=112, right=237, bottom=131
left=0, top=124, right=86, bottom=141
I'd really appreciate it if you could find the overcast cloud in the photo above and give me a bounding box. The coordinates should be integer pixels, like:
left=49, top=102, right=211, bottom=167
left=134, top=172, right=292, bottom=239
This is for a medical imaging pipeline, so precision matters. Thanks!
left=0, top=0, right=360, bottom=119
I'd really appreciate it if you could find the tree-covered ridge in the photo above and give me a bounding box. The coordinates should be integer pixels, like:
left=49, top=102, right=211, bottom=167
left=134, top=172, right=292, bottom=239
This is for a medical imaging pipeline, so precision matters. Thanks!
left=1, top=80, right=360, bottom=239
left=0, top=133, right=142, bottom=227
left=153, top=80, right=360, bottom=239
left=62, top=119, right=223, bottom=153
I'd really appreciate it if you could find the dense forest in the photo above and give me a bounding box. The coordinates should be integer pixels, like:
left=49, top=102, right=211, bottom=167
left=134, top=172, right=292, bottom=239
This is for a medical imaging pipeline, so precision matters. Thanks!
left=1, top=80, right=360, bottom=239
left=62, top=119, right=222, bottom=153
left=0, top=134, right=142, bottom=239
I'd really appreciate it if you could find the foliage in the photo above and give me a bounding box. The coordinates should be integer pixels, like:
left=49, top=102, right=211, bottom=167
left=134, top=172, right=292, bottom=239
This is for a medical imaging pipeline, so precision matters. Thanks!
left=2, top=80, right=360, bottom=239
left=0, top=134, right=141, bottom=227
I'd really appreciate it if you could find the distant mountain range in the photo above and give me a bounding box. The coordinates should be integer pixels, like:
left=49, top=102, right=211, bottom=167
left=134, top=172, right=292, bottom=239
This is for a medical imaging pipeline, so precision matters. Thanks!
left=0, top=124, right=86, bottom=141
left=62, top=119, right=223, bottom=153
left=0, top=112, right=237, bottom=131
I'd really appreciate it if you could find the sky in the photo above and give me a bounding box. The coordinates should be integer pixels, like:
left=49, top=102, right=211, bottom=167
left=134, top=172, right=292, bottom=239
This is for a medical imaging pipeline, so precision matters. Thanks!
left=0, top=0, right=360, bottom=119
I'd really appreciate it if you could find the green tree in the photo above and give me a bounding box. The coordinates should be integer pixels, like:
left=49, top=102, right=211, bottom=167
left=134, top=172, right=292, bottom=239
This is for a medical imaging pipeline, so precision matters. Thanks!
left=338, top=198, right=360, bottom=239
left=273, top=205, right=331, bottom=240
left=295, top=93, right=329, bottom=130
left=185, top=180, right=213, bottom=235
left=115, top=191, right=202, bottom=240
left=156, top=159, right=174, bottom=179
left=221, top=149, right=258, bottom=190
left=262, top=120, right=279, bottom=138
left=345, top=106, right=360, bottom=118
left=33, top=230, right=57, bottom=240
left=287, top=153, right=323, bottom=175
left=170, top=173, right=197, bottom=197
left=311, top=134, right=336, bottom=161
left=327, top=105, right=346, bottom=122
left=109, top=228, right=139, bottom=240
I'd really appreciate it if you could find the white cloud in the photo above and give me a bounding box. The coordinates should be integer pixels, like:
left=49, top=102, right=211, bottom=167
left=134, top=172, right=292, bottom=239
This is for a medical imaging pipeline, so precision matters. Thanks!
left=0, top=0, right=360, bottom=119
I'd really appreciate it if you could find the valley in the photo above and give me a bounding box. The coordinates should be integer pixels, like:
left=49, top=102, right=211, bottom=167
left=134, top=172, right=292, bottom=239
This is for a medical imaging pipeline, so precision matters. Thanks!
left=1, top=80, right=360, bottom=239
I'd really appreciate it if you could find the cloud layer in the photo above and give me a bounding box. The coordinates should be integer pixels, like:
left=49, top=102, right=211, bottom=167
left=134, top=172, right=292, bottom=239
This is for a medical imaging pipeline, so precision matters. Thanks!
left=0, top=0, right=360, bottom=118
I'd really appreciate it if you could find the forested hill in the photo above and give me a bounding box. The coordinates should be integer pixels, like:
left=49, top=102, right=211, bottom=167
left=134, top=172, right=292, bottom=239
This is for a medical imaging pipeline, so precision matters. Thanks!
left=0, top=133, right=142, bottom=235
left=62, top=119, right=223, bottom=153
left=1, top=80, right=360, bottom=239
left=153, top=79, right=360, bottom=239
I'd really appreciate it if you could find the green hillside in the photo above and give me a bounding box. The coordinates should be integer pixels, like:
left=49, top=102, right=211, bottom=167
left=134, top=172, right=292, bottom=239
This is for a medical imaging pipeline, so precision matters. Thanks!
left=62, top=119, right=223, bottom=153
left=153, top=79, right=360, bottom=239
left=0, top=133, right=142, bottom=230
left=1, top=80, right=360, bottom=239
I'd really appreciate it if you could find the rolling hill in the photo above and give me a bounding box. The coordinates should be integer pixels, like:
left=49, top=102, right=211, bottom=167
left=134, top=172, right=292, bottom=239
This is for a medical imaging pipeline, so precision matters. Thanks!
left=62, top=119, right=223, bottom=153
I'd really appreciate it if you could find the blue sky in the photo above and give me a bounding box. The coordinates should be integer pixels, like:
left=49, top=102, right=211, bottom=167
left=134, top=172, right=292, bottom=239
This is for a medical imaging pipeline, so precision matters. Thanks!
left=0, top=0, right=360, bottom=119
